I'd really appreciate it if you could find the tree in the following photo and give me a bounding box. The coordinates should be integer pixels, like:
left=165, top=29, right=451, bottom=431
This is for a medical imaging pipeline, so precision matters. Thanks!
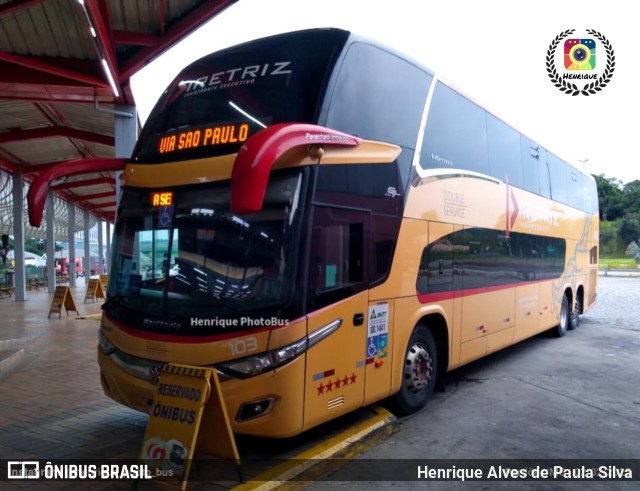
left=593, top=174, right=624, bottom=220
left=618, top=213, right=640, bottom=245
left=24, top=238, right=46, bottom=255
left=622, top=180, right=640, bottom=211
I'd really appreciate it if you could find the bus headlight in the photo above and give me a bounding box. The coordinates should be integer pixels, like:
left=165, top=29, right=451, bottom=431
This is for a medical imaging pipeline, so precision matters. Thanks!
left=217, top=338, right=307, bottom=379
left=99, top=330, right=117, bottom=354
left=217, top=318, right=343, bottom=379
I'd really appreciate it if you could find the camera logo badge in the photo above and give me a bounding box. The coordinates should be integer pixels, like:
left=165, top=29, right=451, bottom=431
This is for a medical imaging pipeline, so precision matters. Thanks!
left=564, top=38, right=596, bottom=70
left=546, top=29, right=614, bottom=96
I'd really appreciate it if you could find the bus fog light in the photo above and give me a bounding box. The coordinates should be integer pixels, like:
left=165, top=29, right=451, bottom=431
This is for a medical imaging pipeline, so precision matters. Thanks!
left=99, top=330, right=117, bottom=354
left=237, top=398, right=275, bottom=422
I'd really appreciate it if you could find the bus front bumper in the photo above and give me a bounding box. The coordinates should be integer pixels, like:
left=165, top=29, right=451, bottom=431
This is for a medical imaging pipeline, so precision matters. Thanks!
left=97, top=348, right=306, bottom=437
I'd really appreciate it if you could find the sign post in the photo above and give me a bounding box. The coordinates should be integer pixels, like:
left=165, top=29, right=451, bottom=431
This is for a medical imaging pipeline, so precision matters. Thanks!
left=48, top=286, right=79, bottom=318
left=141, top=363, right=240, bottom=489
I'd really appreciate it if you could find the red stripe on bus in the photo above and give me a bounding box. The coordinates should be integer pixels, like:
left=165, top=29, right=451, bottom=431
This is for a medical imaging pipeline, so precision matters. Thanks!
left=416, top=279, right=549, bottom=304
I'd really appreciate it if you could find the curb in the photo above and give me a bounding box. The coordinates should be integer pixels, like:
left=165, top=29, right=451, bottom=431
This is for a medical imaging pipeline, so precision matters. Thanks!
left=0, top=348, right=25, bottom=380
left=232, top=405, right=398, bottom=491
left=0, top=336, right=33, bottom=350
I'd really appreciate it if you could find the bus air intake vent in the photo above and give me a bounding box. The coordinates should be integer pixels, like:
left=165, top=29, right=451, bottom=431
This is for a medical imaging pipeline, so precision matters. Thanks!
left=327, top=396, right=345, bottom=409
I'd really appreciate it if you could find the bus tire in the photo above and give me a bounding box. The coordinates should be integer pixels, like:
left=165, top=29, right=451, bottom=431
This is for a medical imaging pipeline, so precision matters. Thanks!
left=553, top=294, right=570, bottom=338
left=569, top=295, right=580, bottom=330
left=395, top=325, right=438, bottom=414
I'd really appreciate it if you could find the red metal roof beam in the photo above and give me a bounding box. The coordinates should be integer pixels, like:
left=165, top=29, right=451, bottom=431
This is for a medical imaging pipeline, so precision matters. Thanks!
left=27, top=157, right=127, bottom=227
left=0, top=126, right=114, bottom=146
left=0, top=157, right=19, bottom=174
left=120, top=0, right=239, bottom=82
left=0, top=51, right=109, bottom=88
left=82, top=0, right=121, bottom=99
left=0, top=0, right=46, bottom=17
left=112, top=30, right=157, bottom=46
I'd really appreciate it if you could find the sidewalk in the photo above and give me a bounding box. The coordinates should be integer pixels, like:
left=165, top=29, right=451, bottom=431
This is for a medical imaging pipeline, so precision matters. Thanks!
left=599, top=268, right=640, bottom=277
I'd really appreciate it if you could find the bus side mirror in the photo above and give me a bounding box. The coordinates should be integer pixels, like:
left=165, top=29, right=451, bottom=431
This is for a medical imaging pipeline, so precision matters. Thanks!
left=230, top=123, right=361, bottom=215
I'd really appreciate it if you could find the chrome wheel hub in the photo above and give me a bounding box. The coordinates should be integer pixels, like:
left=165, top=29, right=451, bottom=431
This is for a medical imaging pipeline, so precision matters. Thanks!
left=404, top=343, right=432, bottom=393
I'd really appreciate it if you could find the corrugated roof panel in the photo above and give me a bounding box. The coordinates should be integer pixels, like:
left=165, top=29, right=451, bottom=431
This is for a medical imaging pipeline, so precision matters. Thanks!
left=72, top=184, right=115, bottom=197
left=42, top=0, right=95, bottom=60
left=0, top=7, right=32, bottom=54
left=0, top=0, right=94, bottom=59
left=83, top=141, right=116, bottom=158
left=0, top=101, right=49, bottom=130
left=51, top=103, right=115, bottom=137
left=112, top=0, right=161, bottom=33
left=167, top=0, right=203, bottom=25
left=3, top=137, right=81, bottom=164
left=110, top=0, right=203, bottom=34
left=26, top=3, right=63, bottom=58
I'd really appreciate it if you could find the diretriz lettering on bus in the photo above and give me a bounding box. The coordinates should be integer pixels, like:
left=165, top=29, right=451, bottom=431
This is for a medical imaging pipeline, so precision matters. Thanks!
left=181, top=62, right=292, bottom=93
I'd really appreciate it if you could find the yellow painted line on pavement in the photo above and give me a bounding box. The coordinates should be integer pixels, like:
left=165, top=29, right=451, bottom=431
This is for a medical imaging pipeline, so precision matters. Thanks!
left=232, top=405, right=397, bottom=491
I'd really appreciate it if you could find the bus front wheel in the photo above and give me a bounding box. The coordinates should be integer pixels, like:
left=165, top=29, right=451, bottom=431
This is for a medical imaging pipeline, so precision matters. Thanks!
left=395, top=326, right=438, bottom=414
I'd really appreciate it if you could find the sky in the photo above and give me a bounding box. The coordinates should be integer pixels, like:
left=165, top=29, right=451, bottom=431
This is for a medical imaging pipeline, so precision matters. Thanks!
left=130, top=0, right=639, bottom=184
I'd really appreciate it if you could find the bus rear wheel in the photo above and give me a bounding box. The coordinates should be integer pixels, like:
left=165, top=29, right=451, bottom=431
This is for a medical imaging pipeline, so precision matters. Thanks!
left=569, top=294, right=581, bottom=330
left=395, top=326, right=438, bottom=414
left=553, top=294, right=570, bottom=337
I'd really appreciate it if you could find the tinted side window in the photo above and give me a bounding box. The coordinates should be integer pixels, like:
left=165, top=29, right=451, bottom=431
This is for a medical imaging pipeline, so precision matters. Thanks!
left=538, top=156, right=551, bottom=199
left=416, top=228, right=566, bottom=295
left=567, top=167, right=583, bottom=210
left=420, top=82, right=489, bottom=175
left=548, top=153, right=568, bottom=205
left=325, top=42, right=430, bottom=149
left=487, top=113, right=523, bottom=187
left=521, top=137, right=543, bottom=195
left=315, top=163, right=403, bottom=287
left=315, top=163, right=402, bottom=215
left=416, top=236, right=454, bottom=294
left=308, top=207, right=368, bottom=311
left=583, top=177, right=599, bottom=215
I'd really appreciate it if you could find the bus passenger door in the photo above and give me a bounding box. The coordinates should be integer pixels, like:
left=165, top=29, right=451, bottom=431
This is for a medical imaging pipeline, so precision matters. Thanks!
left=303, top=206, right=369, bottom=432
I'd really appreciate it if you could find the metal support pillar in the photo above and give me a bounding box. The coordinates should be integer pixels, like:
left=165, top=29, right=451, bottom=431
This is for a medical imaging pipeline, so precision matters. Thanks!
left=12, top=172, right=26, bottom=301
left=114, top=105, right=137, bottom=206
left=67, top=202, right=76, bottom=288
left=105, top=221, right=111, bottom=273
left=46, top=192, right=56, bottom=292
left=84, top=209, right=91, bottom=278
left=98, top=219, right=104, bottom=276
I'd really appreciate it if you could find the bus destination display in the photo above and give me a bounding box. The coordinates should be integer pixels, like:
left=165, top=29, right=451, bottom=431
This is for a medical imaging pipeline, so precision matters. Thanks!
left=158, top=123, right=250, bottom=154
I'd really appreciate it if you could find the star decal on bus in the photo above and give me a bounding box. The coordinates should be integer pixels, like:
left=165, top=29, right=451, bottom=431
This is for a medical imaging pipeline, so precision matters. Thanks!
left=316, top=372, right=360, bottom=395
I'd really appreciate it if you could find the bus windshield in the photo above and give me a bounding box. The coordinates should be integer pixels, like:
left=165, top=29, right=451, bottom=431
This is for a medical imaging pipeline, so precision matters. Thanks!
left=133, top=29, right=349, bottom=164
left=106, top=171, right=304, bottom=335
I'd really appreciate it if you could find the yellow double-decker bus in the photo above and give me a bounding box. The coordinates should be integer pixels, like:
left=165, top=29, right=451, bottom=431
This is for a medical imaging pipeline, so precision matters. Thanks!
left=96, top=28, right=599, bottom=437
